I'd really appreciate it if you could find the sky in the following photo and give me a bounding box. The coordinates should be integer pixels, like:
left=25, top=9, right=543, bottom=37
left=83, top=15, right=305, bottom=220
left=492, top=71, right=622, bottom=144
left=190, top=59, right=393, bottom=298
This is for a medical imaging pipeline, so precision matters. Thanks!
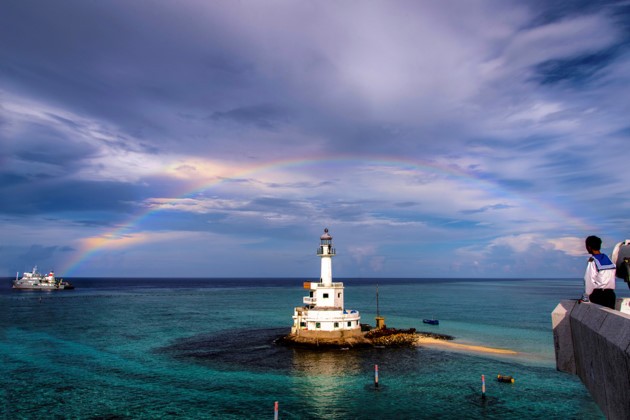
left=2, top=1, right=630, bottom=278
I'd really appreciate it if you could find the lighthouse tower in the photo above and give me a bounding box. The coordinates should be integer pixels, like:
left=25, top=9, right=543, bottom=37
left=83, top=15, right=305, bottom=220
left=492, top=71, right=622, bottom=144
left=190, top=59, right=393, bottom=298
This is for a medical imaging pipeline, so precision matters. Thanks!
left=319, top=228, right=334, bottom=285
left=291, top=228, right=362, bottom=341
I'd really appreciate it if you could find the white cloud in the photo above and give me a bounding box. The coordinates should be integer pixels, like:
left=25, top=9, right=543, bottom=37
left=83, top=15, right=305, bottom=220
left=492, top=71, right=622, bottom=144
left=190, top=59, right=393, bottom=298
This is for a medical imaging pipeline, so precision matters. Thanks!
left=145, top=197, right=247, bottom=214
left=546, top=236, right=585, bottom=257
left=489, top=234, right=543, bottom=253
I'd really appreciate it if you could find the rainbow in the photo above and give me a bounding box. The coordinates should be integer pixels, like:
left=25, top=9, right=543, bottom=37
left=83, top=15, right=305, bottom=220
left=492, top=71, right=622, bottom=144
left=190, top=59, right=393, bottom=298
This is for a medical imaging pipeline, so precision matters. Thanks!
left=60, top=155, right=594, bottom=275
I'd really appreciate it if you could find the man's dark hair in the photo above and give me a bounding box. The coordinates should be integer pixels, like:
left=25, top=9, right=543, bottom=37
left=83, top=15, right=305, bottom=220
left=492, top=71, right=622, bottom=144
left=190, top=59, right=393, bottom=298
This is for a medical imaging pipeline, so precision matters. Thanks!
left=585, top=235, right=602, bottom=251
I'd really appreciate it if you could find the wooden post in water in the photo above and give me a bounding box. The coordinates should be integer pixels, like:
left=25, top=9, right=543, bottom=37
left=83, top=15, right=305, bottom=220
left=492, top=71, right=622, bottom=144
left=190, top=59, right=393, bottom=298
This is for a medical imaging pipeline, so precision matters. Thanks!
left=274, top=401, right=278, bottom=420
left=481, top=374, right=486, bottom=399
left=374, top=364, right=379, bottom=388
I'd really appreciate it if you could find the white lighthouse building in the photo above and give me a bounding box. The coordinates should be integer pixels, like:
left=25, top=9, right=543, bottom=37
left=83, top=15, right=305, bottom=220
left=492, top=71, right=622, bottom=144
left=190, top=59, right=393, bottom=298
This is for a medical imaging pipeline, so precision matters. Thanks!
left=290, top=228, right=363, bottom=342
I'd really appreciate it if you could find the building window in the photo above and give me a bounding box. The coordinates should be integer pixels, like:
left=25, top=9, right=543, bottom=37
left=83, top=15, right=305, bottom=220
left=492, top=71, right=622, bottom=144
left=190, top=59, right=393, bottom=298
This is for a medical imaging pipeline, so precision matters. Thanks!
left=316, top=322, right=321, bottom=328
left=300, top=322, right=306, bottom=327
left=323, top=293, right=329, bottom=298
left=338, top=293, right=341, bottom=298
left=347, top=321, right=351, bottom=327
left=334, top=322, right=339, bottom=328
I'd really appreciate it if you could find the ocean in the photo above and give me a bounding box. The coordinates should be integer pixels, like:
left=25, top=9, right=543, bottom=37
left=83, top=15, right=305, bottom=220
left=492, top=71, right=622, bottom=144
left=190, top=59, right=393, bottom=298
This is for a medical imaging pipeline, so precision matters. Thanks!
left=2, top=277, right=627, bottom=419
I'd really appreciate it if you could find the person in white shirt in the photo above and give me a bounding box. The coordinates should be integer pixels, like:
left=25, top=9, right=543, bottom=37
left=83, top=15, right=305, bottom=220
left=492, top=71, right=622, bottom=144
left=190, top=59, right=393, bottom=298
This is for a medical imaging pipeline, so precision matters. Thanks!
left=584, top=235, right=616, bottom=309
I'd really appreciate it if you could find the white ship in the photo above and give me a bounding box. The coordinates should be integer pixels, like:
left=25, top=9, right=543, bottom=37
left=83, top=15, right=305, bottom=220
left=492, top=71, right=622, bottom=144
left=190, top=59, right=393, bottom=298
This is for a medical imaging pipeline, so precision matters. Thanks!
left=12, top=266, right=74, bottom=290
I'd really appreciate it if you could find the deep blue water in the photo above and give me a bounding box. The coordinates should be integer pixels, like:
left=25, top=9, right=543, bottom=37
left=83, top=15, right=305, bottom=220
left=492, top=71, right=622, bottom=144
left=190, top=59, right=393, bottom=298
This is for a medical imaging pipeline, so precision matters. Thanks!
left=3, top=277, right=626, bottom=419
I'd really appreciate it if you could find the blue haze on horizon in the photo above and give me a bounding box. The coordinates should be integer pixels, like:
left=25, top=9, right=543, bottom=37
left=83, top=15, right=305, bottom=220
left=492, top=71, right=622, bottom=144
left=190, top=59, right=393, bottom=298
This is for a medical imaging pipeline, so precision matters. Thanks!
left=2, top=1, right=630, bottom=278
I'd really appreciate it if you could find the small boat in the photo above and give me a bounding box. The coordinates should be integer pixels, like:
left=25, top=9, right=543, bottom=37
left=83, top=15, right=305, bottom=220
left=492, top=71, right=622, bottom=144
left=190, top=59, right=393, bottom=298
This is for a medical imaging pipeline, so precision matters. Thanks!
left=12, top=266, right=74, bottom=290
left=497, top=374, right=515, bottom=383
left=422, top=319, right=439, bottom=325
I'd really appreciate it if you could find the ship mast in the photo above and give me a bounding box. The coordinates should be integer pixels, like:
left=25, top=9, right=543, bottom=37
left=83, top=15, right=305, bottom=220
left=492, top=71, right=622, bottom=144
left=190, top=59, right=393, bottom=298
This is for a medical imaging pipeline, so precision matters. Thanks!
left=375, top=283, right=385, bottom=329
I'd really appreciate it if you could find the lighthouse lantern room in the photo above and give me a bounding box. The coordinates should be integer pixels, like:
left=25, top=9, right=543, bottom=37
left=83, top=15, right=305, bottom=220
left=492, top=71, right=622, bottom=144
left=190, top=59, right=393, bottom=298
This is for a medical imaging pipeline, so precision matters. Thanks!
left=291, top=228, right=362, bottom=339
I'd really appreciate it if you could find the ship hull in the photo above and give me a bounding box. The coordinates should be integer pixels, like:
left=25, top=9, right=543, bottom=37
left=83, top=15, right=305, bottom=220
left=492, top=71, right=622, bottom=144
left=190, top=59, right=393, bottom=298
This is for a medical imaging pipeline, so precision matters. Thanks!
left=12, top=283, right=74, bottom=290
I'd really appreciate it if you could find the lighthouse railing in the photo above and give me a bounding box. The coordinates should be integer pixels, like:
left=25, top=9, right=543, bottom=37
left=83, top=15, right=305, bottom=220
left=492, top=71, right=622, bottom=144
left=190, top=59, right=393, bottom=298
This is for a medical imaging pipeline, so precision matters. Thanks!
left=303, top=297, right=317, bottom=305
left=311, top=282, right=343, bottom=288
left=316, top=247, right=336, bottom=256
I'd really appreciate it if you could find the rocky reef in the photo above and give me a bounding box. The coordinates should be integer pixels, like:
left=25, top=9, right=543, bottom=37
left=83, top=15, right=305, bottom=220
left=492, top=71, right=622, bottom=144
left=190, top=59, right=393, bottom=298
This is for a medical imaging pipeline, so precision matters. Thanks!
left=366, top=328, right=453, bottom=347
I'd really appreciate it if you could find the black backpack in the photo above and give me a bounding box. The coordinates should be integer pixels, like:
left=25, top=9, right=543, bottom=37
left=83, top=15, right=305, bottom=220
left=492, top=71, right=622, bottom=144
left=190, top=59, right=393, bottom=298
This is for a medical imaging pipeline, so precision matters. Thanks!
left=612, top=240, right=630, bottom=289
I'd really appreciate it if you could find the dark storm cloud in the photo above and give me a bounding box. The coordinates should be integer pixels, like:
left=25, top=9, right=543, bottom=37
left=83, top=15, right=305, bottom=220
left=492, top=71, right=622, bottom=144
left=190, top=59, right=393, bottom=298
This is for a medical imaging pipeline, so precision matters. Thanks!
left=611, top=3, right=630, bottom=35
left=70, top=219, right=118, bottom=228
left=18, top=245, right=62, bottom=265
left=0, top=179, right=142, bottom=215
left=612, top=126, right=630, bottom=137
left=1, top=110, right=100, bottom=177
left=533, top=49, right=619, bottom=85
left=541, top=0, right=630, bottom=24
left=210, top=104, right=291, bottom=130
left=12, top=127, right=98, bottom=168
left=522, top=1, right=630, bottom=89
left=461, top=204, right=514, bottom=215
left=0, top=1, right=261, bottom=148
left=2, top=1, right=471, bottom=161
left=494, top=179, right=537, bottom=191
left=395, top=202, right=418, bottom=208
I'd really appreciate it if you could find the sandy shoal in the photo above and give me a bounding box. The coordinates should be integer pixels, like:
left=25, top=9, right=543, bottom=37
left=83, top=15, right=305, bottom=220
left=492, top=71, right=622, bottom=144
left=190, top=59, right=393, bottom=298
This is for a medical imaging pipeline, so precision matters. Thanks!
left=415, top=336, right=518, bottom=355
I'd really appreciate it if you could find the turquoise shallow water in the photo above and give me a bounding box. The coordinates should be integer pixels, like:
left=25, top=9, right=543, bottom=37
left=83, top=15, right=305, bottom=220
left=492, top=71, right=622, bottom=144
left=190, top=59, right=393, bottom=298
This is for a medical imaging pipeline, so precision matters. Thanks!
left=2, top=277, right=627, bottom=419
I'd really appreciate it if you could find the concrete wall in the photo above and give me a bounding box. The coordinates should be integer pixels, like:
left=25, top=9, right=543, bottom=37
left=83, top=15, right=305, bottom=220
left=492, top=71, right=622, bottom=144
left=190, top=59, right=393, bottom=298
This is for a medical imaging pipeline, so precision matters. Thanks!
left=552, top=299, right=630, bottom=420
left=293, top=328, right=364, bottom=340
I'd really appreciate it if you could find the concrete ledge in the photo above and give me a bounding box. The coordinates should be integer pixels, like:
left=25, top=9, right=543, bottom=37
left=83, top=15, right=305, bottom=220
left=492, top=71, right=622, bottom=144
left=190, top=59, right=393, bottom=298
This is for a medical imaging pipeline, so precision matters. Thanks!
left=280, top=329, right=370, bottom=348
left=551, top=300, right=576, bottom=374
left=292, top=328, right=364, bottom=340
left=552, top=299, right=630, bottom=420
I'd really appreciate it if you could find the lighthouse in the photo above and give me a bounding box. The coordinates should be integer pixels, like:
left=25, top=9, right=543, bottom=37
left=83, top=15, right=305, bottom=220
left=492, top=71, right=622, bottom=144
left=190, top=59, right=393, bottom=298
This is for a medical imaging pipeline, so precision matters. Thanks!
left=290, top=228, right=363, bottom=343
